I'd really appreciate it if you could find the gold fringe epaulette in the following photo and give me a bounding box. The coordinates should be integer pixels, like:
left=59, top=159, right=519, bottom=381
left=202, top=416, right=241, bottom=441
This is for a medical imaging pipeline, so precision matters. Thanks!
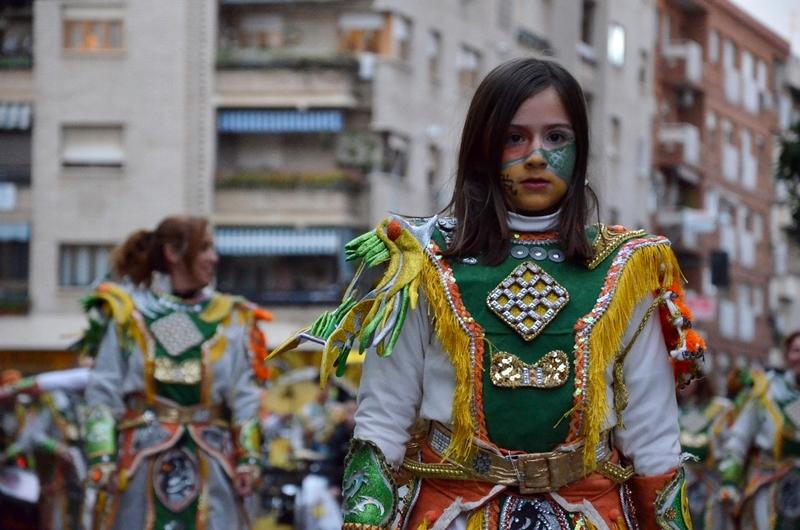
left=587, top=224, right=648, bottom=270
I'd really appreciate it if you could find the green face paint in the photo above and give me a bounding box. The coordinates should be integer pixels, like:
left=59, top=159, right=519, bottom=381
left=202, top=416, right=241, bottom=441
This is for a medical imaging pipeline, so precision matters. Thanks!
left=501, top=142, right=576, bottom=184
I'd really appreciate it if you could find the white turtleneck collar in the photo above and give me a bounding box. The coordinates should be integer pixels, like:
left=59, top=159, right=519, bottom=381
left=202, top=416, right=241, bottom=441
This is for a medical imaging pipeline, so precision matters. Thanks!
left=507, top=209, right=560, bottom=233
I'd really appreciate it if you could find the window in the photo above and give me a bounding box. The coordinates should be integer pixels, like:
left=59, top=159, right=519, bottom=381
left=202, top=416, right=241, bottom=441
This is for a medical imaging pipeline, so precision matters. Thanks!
left=382, top=132, right=409, bottom=177
left=217, top=255, right=341, bottom=305
left=427, top=144, right=441, bottom=187
left=392, top=15, right=412, bottom=60
left=638, top=50, right=648, bottom=90
left=59, top=244, right=112, bottom=287
left=497, top=0, right=513, bottom=28
left=63, top=20, right=124, bottom=52
left=426, top=30, right=441, bottom=81
left=609, top=116, right=622, bottom=159
left=581, top=0, right=596, bottom=46
left=61, top=125, right=124, bottom=168
left=457, top=45, right=481, bottom=89
left=338, top=13, right=387, bottom=54
left=607, top=23, right=625, bottom=67
left=0, top=239, right=28, bottom=312
left=722, top=38, right=736, bottom=69
left=708, top=30, right=719, bottom=63
left=236, top=14, right=285, bottom=49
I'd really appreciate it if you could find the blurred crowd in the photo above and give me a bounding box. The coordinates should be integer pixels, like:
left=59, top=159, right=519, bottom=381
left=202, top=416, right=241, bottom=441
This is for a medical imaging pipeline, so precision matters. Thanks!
left=0, top=364, right=355, bottom=530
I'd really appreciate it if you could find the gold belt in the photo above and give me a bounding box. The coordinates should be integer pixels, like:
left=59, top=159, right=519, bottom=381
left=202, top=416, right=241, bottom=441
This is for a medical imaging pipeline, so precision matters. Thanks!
left=118, top=398, right=229, bottom=430
left=401, top=422, right=631, bottom=494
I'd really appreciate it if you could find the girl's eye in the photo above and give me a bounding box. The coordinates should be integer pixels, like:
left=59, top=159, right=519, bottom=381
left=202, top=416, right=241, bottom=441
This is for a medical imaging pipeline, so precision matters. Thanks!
left=544, top=129, right=575, bottom=148
left=506, top=132, right=526, bottom=145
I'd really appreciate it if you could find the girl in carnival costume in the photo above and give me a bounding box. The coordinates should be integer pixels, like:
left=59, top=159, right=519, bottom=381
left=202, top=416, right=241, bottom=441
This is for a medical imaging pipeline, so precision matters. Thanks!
left=81, top=216, right=272, bottom=530
left=718, top=332, right=800, bottom=529
left=271, top=58, right=704, bottom=530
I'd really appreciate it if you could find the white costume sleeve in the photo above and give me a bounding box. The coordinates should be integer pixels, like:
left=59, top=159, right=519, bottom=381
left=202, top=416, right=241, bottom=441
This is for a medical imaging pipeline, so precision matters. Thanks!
left=85, top=325, right=127, bottom=417
left=613, top=297, right=682, bottom=475
left=722, top=396, right=762, bottom=463
left=353, top=296, right=429, bottom=467
left=226, top=324, right=261, bottom=425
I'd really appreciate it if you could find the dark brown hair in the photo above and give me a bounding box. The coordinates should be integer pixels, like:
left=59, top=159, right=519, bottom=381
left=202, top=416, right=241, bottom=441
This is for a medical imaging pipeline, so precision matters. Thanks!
left=442, top=58, right=596, bottom=265
left=111, top=216, right=210, bottom=286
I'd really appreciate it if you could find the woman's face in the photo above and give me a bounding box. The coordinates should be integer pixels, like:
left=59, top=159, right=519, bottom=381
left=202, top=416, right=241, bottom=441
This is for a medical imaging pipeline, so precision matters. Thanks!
left=190, top=230, right=218, bottom=288
left=786, top=335, right=800, bottom=378
left=499, top=87, right=576, bottom=215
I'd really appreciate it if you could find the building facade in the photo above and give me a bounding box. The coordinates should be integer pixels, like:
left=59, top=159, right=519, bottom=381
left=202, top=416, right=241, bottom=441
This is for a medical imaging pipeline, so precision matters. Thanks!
left=0, top=0, right=657, bottom=352
left=653, top=0, right=790, bottom=367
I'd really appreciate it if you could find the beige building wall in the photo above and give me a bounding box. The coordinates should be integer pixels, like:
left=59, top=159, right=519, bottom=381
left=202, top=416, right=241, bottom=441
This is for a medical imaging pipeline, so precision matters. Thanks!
left=596, top=0, right=657, bottom=229
left=30, top=0, right=215, bottom=314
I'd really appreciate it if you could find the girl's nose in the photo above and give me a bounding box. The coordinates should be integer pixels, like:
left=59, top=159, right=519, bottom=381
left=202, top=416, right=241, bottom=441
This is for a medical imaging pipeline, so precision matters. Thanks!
left=524, top=150, right=547, bottom=170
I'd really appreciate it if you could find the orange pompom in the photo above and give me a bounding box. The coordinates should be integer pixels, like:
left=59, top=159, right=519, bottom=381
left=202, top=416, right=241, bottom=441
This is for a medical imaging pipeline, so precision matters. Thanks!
left=387, top=220, right=402, bottom=241
left=685, top=330, right=705, bottom=352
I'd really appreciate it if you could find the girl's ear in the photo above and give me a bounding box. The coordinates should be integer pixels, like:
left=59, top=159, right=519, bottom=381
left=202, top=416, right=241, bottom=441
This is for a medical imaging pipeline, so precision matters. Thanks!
left=163, top=244, right=182, bottom=267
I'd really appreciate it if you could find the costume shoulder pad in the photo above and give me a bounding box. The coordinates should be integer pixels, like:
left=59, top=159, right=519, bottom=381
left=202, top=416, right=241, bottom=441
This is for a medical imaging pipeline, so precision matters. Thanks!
left=587, top=223, right=649, bottom=270
left=73, top=282, right=135, bottom=358
left=269, top=215, right=436, bottom=384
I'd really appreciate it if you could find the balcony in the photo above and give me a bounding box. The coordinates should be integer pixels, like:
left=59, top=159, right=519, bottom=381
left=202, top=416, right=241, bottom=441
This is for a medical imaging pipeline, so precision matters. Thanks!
left=661, top=40, right=703, bottom=87
left=214, top=171, right=367, bottom=227
left=656, top=207, right=715, bottom=251
left=215, top=63, right=361, bottom=108
left=657, top=123, right=700, bottom=168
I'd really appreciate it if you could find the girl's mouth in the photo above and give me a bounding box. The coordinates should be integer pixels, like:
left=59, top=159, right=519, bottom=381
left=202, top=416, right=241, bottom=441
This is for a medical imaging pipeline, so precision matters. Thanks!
left=520, top=177, right=550, bottom=189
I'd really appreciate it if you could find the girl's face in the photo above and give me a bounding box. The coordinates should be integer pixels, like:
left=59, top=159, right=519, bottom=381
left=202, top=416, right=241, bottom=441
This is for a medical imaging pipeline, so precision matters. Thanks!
left=499, top=87, right=576, bottom=216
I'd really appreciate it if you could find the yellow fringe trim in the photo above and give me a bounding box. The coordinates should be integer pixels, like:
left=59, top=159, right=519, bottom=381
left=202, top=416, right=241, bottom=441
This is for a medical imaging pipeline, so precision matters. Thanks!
left=416, top=520, right=430, bottom=530
left=582, top=242, right=680, bottom=469
left=466, top=509, right=484, bottom=530
left=420, top=254, right=477, bottom=462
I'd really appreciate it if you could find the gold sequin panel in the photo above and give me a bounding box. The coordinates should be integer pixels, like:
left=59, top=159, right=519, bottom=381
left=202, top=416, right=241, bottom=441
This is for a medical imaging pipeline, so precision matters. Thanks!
left=489, top=350, right=569, bottom=388
left=154, top=357, right=202, bottom=385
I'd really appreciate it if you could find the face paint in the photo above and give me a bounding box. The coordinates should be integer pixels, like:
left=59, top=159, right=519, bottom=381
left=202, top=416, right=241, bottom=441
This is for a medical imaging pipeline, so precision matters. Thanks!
left=500, top=141, right=576, bottom=184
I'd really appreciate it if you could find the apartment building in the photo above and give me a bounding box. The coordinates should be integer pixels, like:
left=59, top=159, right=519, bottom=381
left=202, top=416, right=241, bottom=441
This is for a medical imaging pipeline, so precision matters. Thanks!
left=653, top=0, right=790, bottom=365
left=0, top=0, right=657, bottom=355
left=770, top=55, right=800, bottom=364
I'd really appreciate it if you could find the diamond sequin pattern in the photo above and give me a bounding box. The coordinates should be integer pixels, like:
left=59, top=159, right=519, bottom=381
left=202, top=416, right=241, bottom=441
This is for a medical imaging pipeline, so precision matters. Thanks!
left=486, top=261, right=569, bottom=341
left=150, top=312, right=204, bottom=357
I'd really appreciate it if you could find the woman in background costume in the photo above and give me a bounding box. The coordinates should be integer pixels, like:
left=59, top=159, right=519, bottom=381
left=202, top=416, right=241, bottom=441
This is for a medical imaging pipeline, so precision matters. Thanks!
left=81, top=216, right=272, bottom=530
left=718, top=332, right=800, bottom=529
left=678, top=376, right=736, bottom=529
left=272, top=58, right=703, bottom=529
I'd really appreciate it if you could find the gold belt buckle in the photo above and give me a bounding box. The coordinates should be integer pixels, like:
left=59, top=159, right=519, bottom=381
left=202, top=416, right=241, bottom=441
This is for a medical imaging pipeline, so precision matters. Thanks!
left=518, top=454, right=551, bottom=494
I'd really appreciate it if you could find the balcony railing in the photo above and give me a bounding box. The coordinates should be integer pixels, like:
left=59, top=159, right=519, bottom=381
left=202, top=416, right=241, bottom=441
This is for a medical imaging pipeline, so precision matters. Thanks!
left=662, top=39, right=703, bottom=85
left=216, top=47, right=359, bottom=70
left=215, top=169, right=363, bottom=190
left=657, top=123, right=700, bottom=167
